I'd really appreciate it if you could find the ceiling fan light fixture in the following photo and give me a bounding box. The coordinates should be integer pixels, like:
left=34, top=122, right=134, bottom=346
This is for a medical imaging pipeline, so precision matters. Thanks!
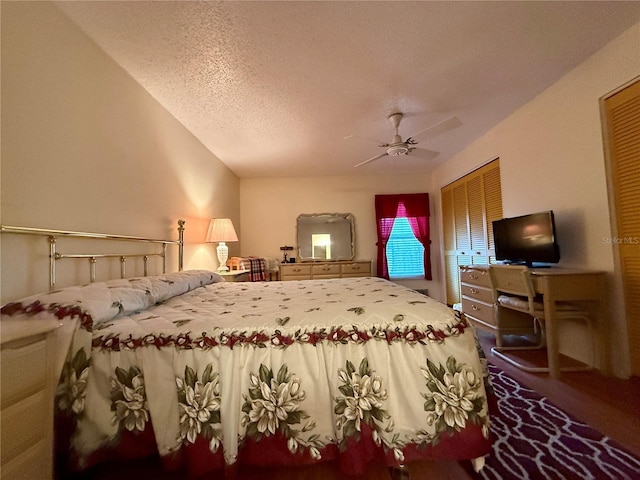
left=351, top=112, right=462, bottom=167
left=387, top=144, right=409, bottom=156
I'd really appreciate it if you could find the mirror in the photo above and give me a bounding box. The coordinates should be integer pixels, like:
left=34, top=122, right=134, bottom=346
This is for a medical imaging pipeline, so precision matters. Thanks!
left=296, top=213, right=355, bottom=262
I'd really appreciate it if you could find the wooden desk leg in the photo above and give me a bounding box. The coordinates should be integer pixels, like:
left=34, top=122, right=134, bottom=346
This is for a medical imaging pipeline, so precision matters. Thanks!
left=543, top=297, right=561, bottom=379
left=533, top=271, right=605, bottom=377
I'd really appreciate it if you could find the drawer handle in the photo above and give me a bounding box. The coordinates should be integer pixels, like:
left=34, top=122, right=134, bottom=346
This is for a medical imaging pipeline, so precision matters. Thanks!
left=293, top=268, right=301, bottom=272
left=322, top=267, right=331, bottom=271
left=471, top=304, right=481, bottom=311
left=470, top=288, right=479, bottom=294
left=470, top=274, right=479, bottom=280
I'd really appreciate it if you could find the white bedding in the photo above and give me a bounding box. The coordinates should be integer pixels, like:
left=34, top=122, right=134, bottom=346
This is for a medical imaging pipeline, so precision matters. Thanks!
left=1, top=270, right=492, bottom=476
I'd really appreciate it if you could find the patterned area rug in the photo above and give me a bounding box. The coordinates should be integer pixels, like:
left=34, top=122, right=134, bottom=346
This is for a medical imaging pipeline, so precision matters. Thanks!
left=477, top=365, right=640, bottom=480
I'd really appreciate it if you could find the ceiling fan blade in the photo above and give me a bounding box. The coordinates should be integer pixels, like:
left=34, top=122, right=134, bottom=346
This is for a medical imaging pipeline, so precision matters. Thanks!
left=407, top=147, right=440, bottom=161
left=344, top=133, right=386, bottom=146
left=354, top=152, right=388, bottom=168
left=407, top=115, right=462, bottom=142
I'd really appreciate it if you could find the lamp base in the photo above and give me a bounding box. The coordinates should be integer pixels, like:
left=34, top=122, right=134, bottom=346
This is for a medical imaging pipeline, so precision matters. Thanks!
left=216, top=241, right=229, bottom=272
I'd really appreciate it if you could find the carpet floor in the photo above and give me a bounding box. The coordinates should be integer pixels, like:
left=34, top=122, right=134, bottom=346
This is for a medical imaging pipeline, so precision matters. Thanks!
left=474, top=365, right=640, bottom=480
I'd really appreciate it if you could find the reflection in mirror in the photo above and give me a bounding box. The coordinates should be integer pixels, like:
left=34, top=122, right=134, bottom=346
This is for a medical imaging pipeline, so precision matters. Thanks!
left=297, top=213, right=355, bottom=261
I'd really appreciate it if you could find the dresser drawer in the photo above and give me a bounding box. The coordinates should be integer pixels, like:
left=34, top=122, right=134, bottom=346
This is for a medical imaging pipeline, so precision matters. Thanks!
left=280, top=264, right=312, bottom=280
left=281, top=264, right=312, bottom=275
left=282, top=275, right=311, bottom=281
left=460, top=283, right=493, bottom=304
left=312, top=263, right=341, bottom=277
left=1, top=438, right=50, bottom=480
left=459, top=266, right=491, bottom=288
left=280, top=261, right=372, bottom=281
left=1, top=324, right=55, bottom=480
left=1, top=335, right=48, bottom=408
left=1, top=391, right=48, bottom=464
left=341, top=262, right=371, bottom=277
left=461, top=297, right=496, bottom=327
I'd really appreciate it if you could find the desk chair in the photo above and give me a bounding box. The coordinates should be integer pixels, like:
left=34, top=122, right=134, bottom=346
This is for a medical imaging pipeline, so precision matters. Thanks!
left=488, top=264, right=594, bottom=373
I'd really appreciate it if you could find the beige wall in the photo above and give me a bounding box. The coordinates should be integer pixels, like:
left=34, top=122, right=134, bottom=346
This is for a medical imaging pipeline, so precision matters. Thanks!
left=240, top=174, right=435, bottom=292
left=1, top=2, right=240, bottom=303
left=431, top=22, right=640, bottom=376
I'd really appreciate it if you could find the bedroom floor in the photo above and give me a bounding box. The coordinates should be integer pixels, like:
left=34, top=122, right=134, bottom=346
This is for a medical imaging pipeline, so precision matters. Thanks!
left=59, top=329, right=640, bottom=480
left=476, top=329, right=640, bottom=460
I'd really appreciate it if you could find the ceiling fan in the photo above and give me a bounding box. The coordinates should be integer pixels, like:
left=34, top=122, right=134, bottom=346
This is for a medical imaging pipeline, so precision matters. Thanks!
left=349, top=113, right=462, bottom=168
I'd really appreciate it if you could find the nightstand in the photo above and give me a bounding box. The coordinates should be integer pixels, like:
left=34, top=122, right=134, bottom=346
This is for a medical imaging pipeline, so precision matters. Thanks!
left=1, top=317, right=58, bottom=480
left=218, top=270, right=250, bottom=282
left=459, top=265, right=496, bottom=331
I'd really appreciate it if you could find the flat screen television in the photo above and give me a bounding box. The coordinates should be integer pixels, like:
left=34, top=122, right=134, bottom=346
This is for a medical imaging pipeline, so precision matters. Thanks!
left=492, top=211, right=560, bottom=267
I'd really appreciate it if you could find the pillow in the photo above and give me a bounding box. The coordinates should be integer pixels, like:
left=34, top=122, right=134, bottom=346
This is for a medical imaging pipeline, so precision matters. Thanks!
left=1, top=270, right=222, bottom=327
left=2, top=282, right=120, bottom=325
left=144, top=270, right=223, bottom=304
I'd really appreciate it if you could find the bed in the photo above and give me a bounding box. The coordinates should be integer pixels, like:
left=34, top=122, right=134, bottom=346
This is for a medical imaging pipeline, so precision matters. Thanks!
left=0, top=223, right=493, bottom=478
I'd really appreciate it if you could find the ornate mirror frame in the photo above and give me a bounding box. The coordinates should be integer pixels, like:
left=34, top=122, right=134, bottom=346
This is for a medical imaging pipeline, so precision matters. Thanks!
left=296, top=213, right=355, bottom=262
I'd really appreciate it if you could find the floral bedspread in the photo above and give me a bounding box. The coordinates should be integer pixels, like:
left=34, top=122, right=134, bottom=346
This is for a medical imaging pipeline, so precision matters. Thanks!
left=1, top=270, right=492, bottom=476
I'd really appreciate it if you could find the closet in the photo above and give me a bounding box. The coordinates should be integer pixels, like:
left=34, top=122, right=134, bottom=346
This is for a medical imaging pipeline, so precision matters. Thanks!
left=441, top=159, right=503, bottom=306
left=604, top=78, right=640, bottom=377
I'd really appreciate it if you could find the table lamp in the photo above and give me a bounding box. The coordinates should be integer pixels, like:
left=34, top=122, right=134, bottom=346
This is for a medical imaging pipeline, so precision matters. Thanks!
left=206, top=218, right=238, bottom=272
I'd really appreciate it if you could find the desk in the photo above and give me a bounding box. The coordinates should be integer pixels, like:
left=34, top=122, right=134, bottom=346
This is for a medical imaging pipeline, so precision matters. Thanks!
left=461, top=265, right=606, bottom=378
left=529, top=268, right=606, bottom=378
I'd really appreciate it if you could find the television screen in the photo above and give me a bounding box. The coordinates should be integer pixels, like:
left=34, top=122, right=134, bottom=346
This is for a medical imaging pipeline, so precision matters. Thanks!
left=492, top=211, right=560, bottom=266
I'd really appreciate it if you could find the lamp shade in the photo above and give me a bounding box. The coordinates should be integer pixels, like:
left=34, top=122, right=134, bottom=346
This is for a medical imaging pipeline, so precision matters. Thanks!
left=206, top=218, right=238, bottom=243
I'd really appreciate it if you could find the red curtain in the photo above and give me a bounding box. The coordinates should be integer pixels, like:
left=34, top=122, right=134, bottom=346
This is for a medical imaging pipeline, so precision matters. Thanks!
left=374, top=193, right=431, bottom=280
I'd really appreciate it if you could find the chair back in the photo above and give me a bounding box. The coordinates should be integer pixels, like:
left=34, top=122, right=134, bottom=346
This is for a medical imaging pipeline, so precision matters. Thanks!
left=488, top=264, right=538, bottom=316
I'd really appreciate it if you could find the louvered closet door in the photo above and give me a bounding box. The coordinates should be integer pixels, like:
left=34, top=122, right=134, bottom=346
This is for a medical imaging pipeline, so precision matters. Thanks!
left=441, top=160, right=502, bottom=305
left=467, top=175, right=486, bottom=264
left=483, top=166, right=503, bottom=261
left=605, top=79, right=640, bottom=377
left=442, top=187, right=471, bottom=305
left=441, top=188, right=459, bottom=304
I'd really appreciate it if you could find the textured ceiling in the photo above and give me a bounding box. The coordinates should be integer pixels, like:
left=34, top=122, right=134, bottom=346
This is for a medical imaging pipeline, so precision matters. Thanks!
left=55, top=1, right=640, bottom=179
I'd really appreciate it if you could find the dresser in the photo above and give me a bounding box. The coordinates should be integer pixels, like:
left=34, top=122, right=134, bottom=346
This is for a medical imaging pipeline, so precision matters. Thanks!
left=1, top=319, right=58, bottom=480
left=459, top=265, right=496, bottom=330
left=280, top=260, right=371, bottom=281
left=460, top=264, right=606, bottom=378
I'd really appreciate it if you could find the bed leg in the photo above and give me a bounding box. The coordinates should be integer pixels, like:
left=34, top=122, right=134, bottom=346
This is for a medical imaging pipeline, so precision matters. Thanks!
left=389, top=465, right=410, bottom=480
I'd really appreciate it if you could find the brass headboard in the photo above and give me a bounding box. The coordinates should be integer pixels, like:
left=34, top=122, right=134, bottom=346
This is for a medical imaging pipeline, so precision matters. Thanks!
left=0, top=220, right=185, bottom=290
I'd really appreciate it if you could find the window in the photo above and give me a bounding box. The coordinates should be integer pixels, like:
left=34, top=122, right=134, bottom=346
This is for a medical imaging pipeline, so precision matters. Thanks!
left=311, top=233, right=331, bottom=260
left=387, top=217, right=425, bottom=278
left=374, top=193, right=431, bottom=280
